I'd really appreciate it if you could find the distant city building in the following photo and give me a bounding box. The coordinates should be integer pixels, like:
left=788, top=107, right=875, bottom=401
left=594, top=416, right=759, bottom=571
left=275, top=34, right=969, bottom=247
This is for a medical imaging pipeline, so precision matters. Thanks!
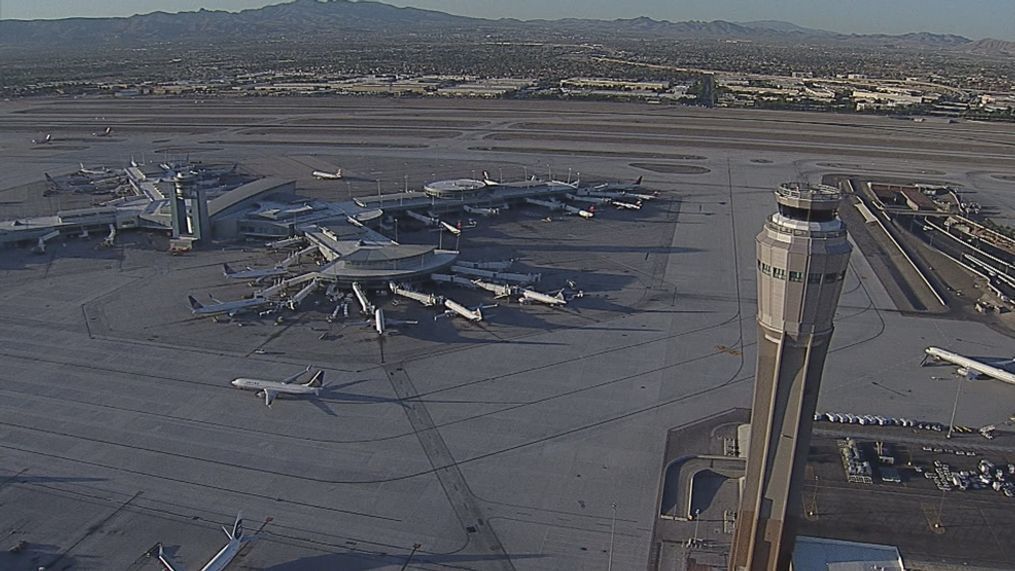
left=560, top=77, right=671, bottom=91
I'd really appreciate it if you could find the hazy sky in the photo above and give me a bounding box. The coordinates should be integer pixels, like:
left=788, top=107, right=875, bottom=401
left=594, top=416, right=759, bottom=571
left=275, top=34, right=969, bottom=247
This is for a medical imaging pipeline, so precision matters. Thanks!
left=2, top=0, right=1012, bottom=40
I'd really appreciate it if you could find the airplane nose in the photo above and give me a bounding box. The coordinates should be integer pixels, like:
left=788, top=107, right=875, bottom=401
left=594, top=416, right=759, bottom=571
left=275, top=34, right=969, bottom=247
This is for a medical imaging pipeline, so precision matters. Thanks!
left=230, top=379, right=240, bottom=387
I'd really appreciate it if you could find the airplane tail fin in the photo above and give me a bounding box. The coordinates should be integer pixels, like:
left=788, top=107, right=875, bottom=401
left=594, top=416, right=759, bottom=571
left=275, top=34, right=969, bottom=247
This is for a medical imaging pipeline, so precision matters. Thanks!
left=305, top=370, right=324, bottom=388
left=634, top=176, right=643, bottom=186
left=224, top=513, right=244, bottom=541
left=156, top=544, right=180, bottom=571
left=188, top=295, right=204, bottom=310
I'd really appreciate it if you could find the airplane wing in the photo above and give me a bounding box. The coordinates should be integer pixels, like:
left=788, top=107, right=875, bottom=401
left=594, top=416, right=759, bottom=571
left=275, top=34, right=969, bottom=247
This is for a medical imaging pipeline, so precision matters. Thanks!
left=264, top=389, right=278, bottom=407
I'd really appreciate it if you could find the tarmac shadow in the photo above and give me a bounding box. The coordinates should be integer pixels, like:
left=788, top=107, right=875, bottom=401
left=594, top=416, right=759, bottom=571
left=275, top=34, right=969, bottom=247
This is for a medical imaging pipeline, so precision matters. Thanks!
left=0, top=542, right=92, bottom=571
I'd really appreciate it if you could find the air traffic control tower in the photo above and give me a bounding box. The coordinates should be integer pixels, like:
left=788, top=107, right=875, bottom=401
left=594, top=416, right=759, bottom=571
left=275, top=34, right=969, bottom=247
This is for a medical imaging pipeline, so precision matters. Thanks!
left=169, top=171, right=210, bottom=243
left=730, top=183, right=852, bottom=571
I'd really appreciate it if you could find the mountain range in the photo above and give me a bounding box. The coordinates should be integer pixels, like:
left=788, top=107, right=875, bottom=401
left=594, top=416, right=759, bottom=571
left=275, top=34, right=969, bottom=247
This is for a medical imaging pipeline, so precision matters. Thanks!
left=0, top=0, right=1011, bottom=55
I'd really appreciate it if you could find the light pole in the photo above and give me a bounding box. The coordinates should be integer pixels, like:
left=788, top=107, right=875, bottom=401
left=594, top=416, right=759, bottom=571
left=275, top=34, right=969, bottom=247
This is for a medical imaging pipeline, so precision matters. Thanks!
left=400, top=543, right=421, bottom=571
left=607, top=503, right=617, bottom=571
left=946, top=374, right=963, bottom=439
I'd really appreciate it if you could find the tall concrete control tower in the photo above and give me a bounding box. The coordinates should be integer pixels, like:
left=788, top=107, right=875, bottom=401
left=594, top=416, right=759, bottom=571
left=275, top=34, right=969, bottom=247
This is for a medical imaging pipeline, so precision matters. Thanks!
left=730, top=183, right=852, bottom=570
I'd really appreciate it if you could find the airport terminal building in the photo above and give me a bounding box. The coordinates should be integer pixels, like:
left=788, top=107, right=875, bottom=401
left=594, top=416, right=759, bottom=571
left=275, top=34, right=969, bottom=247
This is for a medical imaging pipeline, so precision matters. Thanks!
left=2, top=171, right=581, bottom=286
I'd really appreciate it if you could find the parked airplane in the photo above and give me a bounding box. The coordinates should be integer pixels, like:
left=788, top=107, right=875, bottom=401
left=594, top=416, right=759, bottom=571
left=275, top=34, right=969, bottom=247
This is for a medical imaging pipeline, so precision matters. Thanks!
left=93, top=126, right=112, bottom=137
left=231, top=366, right=324, bottom=407
left=440, top=220, right=462, bottom=236
left=483, top=170, right=539, bottom=187
left=923, top=347, right=1015, bottom=385
left=613, top=199, right=642, bottom=211
left=473, top=279, right=515, bottom=299
left=222, top=263, right=287, bottom=282
left=286, top=279, right=319, bottom=311
left=440, top=298, right=495, bottom=322
left=313, top=169, right=343, bottom=180
left=481, top=171, right=500, bottom=186
left=188, top=294, right=275, bottom=318
left=592, top=176, right=643, bottom=192
left=566, top=193, right=612, bottom=205
left=32, top=134, right=52, bottom=145
left=351, top=281, right=375, bottom=315
left=44, top=173, right=63, bottom=194
left=79, top=163, right=113, bottom=176
left=156, top=513, right=249, bottom=571
left=463, top=204, right=501, bottom=217
left=389, top=282, right=440, bottom=307
left=518, top=288, right=567, bottom=306
left=626, top=191, right=659, bottom=201
left=405, top=209, right=439, bottom=227
left=369, top=308, right=418, bottom=336
left=562, top=203, right=594, bottom=219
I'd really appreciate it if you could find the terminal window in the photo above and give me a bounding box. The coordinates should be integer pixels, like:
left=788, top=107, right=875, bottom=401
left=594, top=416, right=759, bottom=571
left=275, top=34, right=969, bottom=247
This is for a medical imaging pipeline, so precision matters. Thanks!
left=772, top=268, right=786, bottom=280
left=789, top=271, right=804, bottom=282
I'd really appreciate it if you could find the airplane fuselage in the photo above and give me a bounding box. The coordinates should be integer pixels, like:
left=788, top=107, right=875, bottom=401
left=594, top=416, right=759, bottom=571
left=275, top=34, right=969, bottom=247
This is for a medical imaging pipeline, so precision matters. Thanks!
left=199, top=539, right=243, bottom=571
left=613, top=201, right=641, bottom=210
left=444, top=299, right=483, bottom=321
left=520, top=289, right=566, bottom=306
left=389, top=283, right=439, bottom=307
left=231, top=378, right=321, bottom=396
left=473, top=279, right=514, bottom=298
left=190, top=297, right=272, bottom=316
left=925, top=346, right=1015, bottom=385
left=440, top=220, right=462, bottom=235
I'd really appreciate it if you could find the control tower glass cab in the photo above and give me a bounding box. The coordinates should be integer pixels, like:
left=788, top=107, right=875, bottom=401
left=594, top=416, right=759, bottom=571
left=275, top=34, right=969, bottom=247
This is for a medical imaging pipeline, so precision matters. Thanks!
left=756, top=183, right=852, bottom=338
left=730, top=183, right=852, bottom=571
